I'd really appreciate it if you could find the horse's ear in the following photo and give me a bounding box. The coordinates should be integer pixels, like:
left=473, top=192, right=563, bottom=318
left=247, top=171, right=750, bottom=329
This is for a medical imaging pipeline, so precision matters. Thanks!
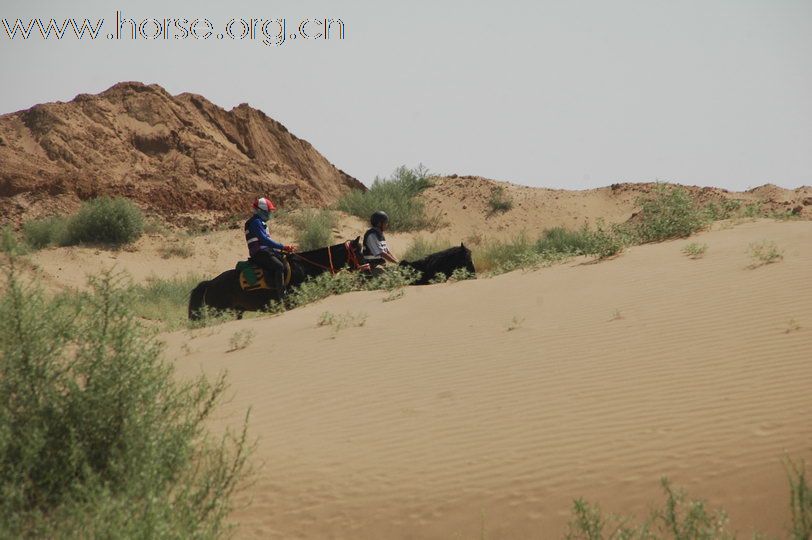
left=460, top=242, right=466, bottom=249
left=355, top=236, right=360, bottom=243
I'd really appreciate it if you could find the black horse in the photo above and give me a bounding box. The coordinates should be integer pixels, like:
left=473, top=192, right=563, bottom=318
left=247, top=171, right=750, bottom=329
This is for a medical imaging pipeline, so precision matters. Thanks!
left=400, top=243, right=476, bottom=285
left=188, top=237, right=365, bottom=320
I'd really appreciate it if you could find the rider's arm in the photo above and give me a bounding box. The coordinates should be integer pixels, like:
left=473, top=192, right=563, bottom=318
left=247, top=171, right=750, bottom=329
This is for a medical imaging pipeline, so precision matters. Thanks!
left=250, top=219, right=284, bottom=251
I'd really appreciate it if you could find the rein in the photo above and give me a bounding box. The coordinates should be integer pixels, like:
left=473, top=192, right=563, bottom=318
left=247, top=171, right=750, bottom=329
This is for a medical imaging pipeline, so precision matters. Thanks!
left=289, top=241, right=367, bottom=274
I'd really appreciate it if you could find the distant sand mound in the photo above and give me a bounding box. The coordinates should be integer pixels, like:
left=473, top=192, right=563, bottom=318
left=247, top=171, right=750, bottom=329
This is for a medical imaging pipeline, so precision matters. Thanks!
left=421, top=175, right=812, bottom=242
left=0, top=82, right=364, bottom=225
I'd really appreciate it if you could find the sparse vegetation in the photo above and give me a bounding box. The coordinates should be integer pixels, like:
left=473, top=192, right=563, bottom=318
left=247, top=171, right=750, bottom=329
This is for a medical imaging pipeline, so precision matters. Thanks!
left=128, top=274, right=206, bottom=329
left=748, top=240, right=784, bottom=267
left=337, top=164, right=441, bottom=232
left=487, top=186, right=513, bottom=215
left=566, top=478, right=734, bottom=540
left=787, top=459, right=812, bottom=540
left=159, top=234, right=195, bottom=258
left=317, top=311, right=367, bottom=334
left=566, top=461, right=812, bottom=540
left=786, top=318, right=802, bottom=334
left=682, top=242, right=708, bottom=259
left=0, top=240, right=250, bottom=538
left=228, top=328, right=256, bottom=352
left=506, top=316, right=524, bottom=331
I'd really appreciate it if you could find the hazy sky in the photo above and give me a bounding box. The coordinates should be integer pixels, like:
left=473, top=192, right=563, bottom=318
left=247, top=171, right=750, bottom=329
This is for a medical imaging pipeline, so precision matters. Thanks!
left=1, top=0, right=810, bottom=190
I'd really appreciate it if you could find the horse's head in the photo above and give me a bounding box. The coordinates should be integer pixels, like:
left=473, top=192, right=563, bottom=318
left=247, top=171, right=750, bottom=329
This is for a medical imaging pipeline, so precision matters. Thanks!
left=344, top=236, right=366, bottom=270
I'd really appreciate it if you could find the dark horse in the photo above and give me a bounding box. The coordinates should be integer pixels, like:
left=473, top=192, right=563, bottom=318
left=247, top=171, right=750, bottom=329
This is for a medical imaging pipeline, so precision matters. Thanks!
left=399, top=243, right=476, bottom=285
left=188, top=237, right=365, bottom=320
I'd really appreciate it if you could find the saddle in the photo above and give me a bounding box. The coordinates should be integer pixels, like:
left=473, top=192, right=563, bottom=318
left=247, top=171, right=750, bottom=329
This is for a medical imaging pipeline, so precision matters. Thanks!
left=235, top=258, right=292, bottom=292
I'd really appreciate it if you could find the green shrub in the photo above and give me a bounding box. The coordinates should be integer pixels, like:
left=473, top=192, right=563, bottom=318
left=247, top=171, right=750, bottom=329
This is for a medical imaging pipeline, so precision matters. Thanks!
left=287, top=209, right=337, bottom=251
left=63, top=197, right=144, bottom=246
left=635, top=184, right=707, bottom=243
left=0, top=257, right=249, bottom=538
left=487, top=186, right=513, bottom=214
left=22, top=216, right=67, bottom=249
left=337, top=164, right=440, bottom=232
left=473, top=233, right=538, bottom=274
left=583, top=221, right=629, bottom=259
left=536, top=227, right=593, bottom=255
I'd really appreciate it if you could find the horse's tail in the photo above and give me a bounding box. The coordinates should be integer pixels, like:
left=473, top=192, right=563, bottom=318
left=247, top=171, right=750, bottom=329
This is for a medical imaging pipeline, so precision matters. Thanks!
left=188, top=281, right=209, bottom=320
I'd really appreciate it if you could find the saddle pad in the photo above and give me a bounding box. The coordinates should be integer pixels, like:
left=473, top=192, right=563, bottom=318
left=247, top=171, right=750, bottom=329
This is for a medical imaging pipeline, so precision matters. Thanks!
left=235, top=260, right=292, bottom=291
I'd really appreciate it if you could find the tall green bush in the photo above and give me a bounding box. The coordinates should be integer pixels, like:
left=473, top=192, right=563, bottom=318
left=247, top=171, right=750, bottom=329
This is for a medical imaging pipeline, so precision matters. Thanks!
left=635, top=184, right=706, bottom=243
left=337, top=164, right=440, bottom=232
left=63, top=196, right=145, bottom=246
left=0, top=236, right=249, bottom=538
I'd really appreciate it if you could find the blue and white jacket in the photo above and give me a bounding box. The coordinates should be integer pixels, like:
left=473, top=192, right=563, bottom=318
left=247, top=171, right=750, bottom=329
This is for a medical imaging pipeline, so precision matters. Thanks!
left=245, top=215, right=284, bottom=257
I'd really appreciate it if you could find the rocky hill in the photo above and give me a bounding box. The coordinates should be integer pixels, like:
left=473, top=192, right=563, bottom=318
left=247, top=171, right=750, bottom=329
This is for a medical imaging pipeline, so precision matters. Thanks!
left=0, top=82, right=364, bottom=225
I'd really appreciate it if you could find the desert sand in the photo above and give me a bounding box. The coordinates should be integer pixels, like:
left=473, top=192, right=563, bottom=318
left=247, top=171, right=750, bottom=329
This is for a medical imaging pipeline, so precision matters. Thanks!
left=6, top=83, right=812, bottom=539
left=156, top=218, right=812, bottom=539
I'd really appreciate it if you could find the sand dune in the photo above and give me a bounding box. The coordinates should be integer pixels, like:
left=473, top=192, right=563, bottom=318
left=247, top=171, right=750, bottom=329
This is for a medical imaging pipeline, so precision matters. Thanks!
left=163, top=219, right=812, bottom=539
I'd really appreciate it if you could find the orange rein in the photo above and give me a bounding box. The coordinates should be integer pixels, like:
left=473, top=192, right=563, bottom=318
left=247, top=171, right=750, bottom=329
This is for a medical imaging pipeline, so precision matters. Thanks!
left=288, top=242, right=368, bottom=274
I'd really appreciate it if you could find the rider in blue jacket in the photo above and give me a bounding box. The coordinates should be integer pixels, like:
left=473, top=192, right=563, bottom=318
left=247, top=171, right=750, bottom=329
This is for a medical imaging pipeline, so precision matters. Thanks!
left=245, top=197, right=295, bottom=294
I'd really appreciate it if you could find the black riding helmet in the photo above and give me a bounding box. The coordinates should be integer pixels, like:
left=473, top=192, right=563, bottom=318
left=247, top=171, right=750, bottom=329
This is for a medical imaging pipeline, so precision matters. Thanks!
left=371, top=210, right=389, bottom=228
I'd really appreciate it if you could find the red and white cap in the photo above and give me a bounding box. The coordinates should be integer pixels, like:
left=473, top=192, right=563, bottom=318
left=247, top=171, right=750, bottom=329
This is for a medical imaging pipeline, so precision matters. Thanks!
left=253, top=197, right=276, bottom=213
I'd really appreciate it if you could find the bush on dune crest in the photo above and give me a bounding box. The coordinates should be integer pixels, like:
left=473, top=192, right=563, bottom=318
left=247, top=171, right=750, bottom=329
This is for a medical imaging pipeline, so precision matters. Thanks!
left=0, top=232, right=249, bottom=538
left=337, top=164, right=440, bottom=232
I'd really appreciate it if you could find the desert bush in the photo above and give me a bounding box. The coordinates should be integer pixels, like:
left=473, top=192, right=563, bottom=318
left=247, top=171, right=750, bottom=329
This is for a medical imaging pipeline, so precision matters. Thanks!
left=284, top=270, right=364, bottom=310
left=566, top=478, right=734, bottom=540
left=682, top=243, right=708, bottom=259
left=366, top=264, right=421, bottom=292
left=635, top=184, right=707, bottom=243
left=62, top=196, right=145, bottom=246
left=536, top=226, right=593, bottom=255
left=473, top=233, right=538, bottom=273
left=287, top=209, right=337, bottom=251
left=228, top=329, right=256, bottom=352
left=748, top=240, right=783, bottom=267
left=487, top=186, right=513, bottom=214
left=22, top=216, right=67, bottom=249
left=583, top=221, right=629, bottom=259
left=0, top=252, right=249, bottom=538
left=337, top=164, right=440, bottom=232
